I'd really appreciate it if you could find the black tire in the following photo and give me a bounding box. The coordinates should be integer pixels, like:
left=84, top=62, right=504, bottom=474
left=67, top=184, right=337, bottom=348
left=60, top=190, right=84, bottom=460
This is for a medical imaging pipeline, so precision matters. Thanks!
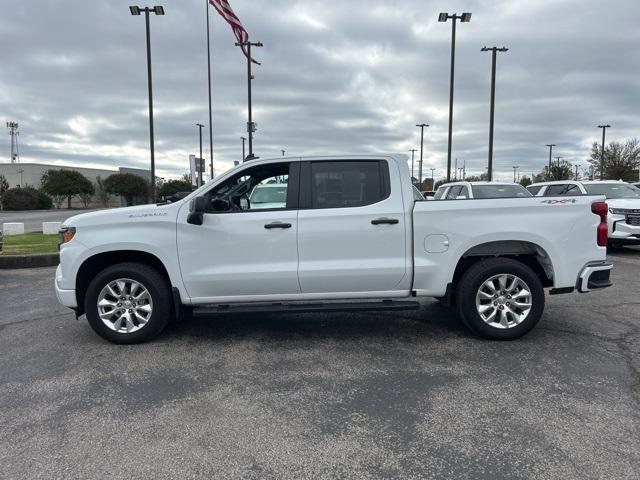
left=455, top=258, right=545, bottom=340
left=84, top=262, right=172, bottom=344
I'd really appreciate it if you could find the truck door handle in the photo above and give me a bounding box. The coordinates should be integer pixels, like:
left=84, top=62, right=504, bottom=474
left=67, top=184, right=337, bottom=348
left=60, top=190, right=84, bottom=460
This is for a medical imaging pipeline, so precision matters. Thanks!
left=371, top=217, right=399, bottom=225
left=264, top=222, right=292, bottom=229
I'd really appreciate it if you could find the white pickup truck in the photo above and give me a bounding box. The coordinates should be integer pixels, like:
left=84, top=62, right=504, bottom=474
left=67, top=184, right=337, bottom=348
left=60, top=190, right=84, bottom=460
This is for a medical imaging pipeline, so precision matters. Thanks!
left=55, top=155, right=613, bottom=344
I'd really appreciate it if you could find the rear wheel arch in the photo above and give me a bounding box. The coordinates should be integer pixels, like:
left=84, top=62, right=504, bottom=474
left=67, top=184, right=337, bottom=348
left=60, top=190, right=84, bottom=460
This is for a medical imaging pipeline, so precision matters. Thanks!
left=75, top=250, right=173, bottom=316
left=451, top=240, right=554, bottom=292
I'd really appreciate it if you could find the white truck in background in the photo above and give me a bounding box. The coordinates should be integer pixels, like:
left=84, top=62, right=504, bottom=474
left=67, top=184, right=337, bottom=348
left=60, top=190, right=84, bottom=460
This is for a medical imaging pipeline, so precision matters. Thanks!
left=55, top=154, right=613, bottom=344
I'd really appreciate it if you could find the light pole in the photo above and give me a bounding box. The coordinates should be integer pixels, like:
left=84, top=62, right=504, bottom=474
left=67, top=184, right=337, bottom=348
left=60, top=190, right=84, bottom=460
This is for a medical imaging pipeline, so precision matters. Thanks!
left=555, top=156, right=562, bottom=168
left=240, top=136, right=246, bottom=165
left=512, top=166, right=518, bottom=183
left=129, top=5, right=164, bottom=203
left=408, top=149, right=417, bottom=183
left=195, top=123, right=204, bottom=186
left=438, top=12, right=472, bottom=181
left=574, top=164, right=580, bottom=180
left=235, top=40, right=263, bottom=161
left=205, top=0, right=214, bottom=179
left=416, top=123, right=429, bottom=186
left=481, top=46, right=508, bottom=182
left=545, top=144, right=556, bottom=180
left=281, top=149, right=285, bottom=156
left=430, top=168, right=436, bottom=188
left=598, top=124, right=610, bottom=180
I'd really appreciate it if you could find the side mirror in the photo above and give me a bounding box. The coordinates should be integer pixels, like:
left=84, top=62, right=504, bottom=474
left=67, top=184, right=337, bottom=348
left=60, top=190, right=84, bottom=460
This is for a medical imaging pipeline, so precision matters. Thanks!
left=187, top=196, right=207, bottom=225
left=211, top=198, right=230, bottom=212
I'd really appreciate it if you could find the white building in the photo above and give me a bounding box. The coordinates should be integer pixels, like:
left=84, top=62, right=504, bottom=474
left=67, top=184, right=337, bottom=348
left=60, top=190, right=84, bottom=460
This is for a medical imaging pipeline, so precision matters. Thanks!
left=0, top=163, right=151, bottom=208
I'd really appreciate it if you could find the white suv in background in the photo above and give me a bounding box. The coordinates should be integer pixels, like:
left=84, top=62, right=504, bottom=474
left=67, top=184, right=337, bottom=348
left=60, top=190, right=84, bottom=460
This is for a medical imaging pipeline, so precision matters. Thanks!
left=527, top=180, right=640, bottom=246
left=433, top=181, right=532, bottom=200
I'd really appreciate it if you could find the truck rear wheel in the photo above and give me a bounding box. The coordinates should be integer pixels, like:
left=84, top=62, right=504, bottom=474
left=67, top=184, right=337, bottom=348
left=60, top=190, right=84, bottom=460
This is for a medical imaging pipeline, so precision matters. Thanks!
left=84, top=262, right=172, bottom=344
left=456, top=258, right=544, bottom=340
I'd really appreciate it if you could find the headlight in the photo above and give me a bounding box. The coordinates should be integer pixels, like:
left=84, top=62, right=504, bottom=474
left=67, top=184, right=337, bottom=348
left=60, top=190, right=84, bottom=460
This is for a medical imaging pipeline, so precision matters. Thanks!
left=609, top=208, right=627, bottom=215
left=58, top=226, right=76, bottom=247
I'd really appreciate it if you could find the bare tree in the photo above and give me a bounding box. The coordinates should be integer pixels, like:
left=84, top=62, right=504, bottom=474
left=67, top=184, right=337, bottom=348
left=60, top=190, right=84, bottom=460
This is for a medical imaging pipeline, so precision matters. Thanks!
left=94, top=176, right=111, bottom=208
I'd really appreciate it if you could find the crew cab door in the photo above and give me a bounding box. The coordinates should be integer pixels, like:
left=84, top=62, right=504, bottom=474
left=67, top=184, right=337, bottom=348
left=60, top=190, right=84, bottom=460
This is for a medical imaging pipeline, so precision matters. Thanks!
left=177, top=161, right=300, bottom=301
left=296, top=159, right=409, bottom=294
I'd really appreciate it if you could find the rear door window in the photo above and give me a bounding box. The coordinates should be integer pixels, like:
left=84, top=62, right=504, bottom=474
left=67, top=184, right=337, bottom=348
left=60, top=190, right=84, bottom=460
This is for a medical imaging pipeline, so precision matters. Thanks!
left=306, top=161, right=389, bottom=209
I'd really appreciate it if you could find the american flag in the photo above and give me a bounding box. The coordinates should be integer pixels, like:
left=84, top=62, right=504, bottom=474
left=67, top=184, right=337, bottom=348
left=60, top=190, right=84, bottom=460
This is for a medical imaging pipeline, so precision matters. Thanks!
left=209, top=0, right=260, bottom=65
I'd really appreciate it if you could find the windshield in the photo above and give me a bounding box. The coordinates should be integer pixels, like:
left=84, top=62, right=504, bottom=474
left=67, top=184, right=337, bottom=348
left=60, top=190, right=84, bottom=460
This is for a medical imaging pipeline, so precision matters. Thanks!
left=583, top=183, right=640, bottom=199
left=250, top=185, right=287, bottom=204
left=471, top=184, right=532, bottom=199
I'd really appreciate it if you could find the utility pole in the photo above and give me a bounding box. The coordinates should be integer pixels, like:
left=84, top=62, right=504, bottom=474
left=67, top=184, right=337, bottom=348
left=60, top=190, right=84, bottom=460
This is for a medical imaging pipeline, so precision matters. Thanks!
left=598, top=124, right=610, bottom=180
left=575, top=164, right=579, bottom=180
left=205, top=0, right=214, bottom=179
left=545, top=144, right=556, bottom=180
left=235, top=40, right=263, bottom=161
left=240, top=136, right=246, bottom=165
left=438, top=12, right=472, bottom=181
left=6, top=121, right=19, bottom=163
left=408, top=149, right=417, bottom=184
left=513, top=166, right=517, bottom=183
left=195, top=123, right=204, bottom=187
left=416, top=124, right=429, bottom=186
left=129, top=5, right=165, bottom=202
left=481, top=46, right=508, bottom=182
left=454, top=158, right=458, bottom=180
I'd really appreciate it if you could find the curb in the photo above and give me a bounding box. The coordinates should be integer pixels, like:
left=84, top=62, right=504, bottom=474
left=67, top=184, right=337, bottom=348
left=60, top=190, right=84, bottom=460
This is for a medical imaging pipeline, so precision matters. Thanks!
left=0, top=253, right=59, bottom=269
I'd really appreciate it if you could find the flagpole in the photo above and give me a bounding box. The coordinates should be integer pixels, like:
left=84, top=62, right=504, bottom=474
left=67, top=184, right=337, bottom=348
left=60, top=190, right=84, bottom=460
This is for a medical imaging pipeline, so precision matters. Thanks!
left=206, top=0, right=214, bottom=179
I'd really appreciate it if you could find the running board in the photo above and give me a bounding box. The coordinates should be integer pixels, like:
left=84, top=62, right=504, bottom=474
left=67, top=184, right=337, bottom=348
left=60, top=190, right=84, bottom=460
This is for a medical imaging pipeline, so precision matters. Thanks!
left=191, top=300, right=420, bottom=317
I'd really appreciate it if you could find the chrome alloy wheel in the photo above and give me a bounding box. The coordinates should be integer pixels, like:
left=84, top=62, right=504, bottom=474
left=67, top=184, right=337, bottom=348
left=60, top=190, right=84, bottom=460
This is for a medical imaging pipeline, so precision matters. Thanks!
left=97, top=278, right=153, bottom=333
left=475, top=273, right=532, bottom=329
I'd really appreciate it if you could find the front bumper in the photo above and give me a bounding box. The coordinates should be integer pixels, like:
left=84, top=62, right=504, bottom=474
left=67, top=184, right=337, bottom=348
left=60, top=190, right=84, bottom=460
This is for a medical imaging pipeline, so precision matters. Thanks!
left=610, top=216, right=640, bottom=240
left=577, top=262, right=613, bottom=293
left=55, top=264, right=77, bottom=308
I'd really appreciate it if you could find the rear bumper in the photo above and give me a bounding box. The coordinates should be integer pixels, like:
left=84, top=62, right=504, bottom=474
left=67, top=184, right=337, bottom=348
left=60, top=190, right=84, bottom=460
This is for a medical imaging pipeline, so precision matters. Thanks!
left=55, top=264, right=77, bottom=308
left=577, top=262, right=613, bottom=293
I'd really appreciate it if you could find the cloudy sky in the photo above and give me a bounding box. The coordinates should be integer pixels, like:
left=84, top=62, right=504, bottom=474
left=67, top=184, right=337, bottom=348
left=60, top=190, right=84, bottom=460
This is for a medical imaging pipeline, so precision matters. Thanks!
left=1, top=0, right=639, bottom=181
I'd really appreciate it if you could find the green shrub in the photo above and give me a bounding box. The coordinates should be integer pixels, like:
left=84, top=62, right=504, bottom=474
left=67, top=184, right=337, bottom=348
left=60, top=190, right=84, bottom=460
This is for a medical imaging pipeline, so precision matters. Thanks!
left=1, top=187, right=53, bottom=210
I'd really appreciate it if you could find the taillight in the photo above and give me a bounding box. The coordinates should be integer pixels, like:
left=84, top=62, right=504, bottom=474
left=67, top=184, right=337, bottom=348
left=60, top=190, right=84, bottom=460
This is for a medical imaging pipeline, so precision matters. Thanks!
left=591, top=201, right=608, bottom=247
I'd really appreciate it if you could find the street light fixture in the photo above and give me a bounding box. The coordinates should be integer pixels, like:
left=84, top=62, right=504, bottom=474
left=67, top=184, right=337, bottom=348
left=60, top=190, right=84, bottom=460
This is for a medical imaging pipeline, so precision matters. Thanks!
left=598, top=124, right=611, bottom=180
left=416, top=123, right=430, bottom=186
left=438, top=12, right=472, bottom=181
left=481, top=46, right=508, bottom=181
left=129, top=5, right=165, bottom=202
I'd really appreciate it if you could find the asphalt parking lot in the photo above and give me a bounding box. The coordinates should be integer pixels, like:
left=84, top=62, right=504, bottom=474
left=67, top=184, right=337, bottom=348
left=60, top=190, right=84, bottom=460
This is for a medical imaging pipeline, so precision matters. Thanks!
left=1, top=249, right=639, bottom=479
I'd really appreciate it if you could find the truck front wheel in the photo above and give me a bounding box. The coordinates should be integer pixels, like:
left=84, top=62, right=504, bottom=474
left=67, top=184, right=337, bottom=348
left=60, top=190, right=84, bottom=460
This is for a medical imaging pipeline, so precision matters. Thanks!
left=84, top=262, right=172, bottom=344
left=456, top=258, right=545, bottom=340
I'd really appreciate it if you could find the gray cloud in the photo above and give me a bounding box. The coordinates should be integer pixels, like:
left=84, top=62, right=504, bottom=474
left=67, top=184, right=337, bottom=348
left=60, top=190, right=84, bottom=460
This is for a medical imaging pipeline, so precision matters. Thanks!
left=0, top=0, right=638, bottom=181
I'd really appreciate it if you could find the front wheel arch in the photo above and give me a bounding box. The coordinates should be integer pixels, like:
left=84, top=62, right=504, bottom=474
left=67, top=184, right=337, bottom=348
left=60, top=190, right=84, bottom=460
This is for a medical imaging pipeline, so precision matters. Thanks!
left=75, top=250, right=172, bottom=317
